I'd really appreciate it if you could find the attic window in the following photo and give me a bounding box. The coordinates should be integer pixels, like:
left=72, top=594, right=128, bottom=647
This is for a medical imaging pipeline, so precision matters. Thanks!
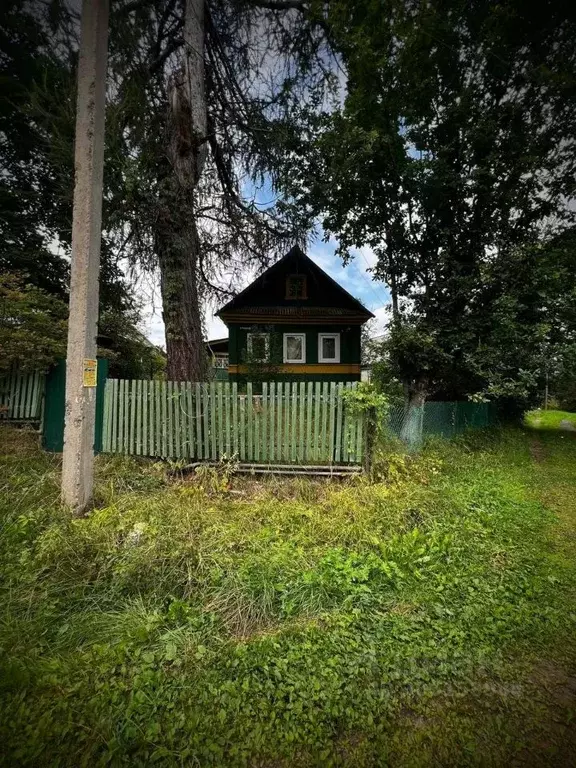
left=285, top=274, right=307, bottom=300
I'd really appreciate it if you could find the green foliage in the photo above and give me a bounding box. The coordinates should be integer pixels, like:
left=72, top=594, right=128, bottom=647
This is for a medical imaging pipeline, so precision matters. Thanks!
left=1, top=424, right=576, bottom=764
left=281, top=1, right=576, bottom=410
left=0, top=1, right=133, bottom=316
left=0, top=273, right=67, bottom=373
left=98, top=308, right=166, bottom=379
left=551, top=343, right=576, bottom=412
left=342, top=381, right=388, bottom=447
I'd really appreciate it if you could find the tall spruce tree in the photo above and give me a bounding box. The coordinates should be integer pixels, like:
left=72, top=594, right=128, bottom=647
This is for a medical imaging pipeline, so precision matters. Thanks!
left=106, top=0, right=332, bottom=379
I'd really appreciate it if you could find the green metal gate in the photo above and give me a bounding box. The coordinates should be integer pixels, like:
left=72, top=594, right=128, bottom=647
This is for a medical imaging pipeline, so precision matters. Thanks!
left=42, top=359, right=108, bottom=452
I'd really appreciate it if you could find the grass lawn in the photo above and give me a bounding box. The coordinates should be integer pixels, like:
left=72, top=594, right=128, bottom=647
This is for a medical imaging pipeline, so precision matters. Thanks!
left=525, top=408, right=576, bottom=430
left=0, top=424, right=575, bottom=766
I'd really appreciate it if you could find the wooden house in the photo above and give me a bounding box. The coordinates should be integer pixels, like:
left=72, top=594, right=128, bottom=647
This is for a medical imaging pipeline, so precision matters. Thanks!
left=215, top=246, right=374, bottom=383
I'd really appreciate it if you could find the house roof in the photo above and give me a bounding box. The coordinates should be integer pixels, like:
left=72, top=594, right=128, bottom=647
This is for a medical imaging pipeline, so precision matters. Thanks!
left=216, top=245, right=374, bottom=323
left=205, top=337, right=229, bottom=353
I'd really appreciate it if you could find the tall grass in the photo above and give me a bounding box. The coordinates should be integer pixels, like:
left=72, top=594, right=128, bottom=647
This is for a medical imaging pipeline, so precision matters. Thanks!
left=1, top=425, right=575, bottom=766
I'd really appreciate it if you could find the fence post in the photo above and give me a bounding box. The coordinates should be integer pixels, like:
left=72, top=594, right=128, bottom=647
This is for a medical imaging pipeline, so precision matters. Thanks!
left=363, top=406, right=377, bottom=474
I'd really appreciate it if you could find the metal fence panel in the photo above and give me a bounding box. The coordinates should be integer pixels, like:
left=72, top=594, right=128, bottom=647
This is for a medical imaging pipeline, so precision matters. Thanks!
left=387, top=400, right=497, bottom=449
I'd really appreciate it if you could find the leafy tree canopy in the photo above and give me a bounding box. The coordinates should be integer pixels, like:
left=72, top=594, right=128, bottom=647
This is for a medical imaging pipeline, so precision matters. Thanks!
left=280, top=0, right=576, bottom=406
left=0, top=274, right=67, bottom=374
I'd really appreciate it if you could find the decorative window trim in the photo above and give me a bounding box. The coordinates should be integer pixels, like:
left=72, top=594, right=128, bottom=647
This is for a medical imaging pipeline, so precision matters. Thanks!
left=285, top=274, right=307, bottom=300
left=247, top=332, right=270, bottom=362
left=283, top=333, right=306, bottom=363
left=318, top=333, right=341, bottom=363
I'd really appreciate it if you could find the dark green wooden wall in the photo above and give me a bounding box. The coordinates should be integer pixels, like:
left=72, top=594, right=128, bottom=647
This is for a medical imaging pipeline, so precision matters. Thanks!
left=228, top=323, right=361, bottom=366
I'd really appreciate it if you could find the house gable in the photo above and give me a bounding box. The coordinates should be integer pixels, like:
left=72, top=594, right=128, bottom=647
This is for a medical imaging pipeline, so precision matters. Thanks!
left=216, top=246, right=374, bottom=324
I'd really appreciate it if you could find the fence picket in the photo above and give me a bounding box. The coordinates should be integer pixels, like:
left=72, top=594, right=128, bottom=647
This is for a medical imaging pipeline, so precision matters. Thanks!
left=334, top=383, right=343, bottom=463
left=193, top=383, right=201, bottom=460
left=290, top=383, right=297, bottom=463
left=225, top=383, right=231, bottom=456
left=342, top=382, right=351, bottom=462
left=269, top=383, right=275, bottom=462
left=298, top=382, right=305, bottom=463
left=209, top=383, right=216, bottom=459
left=328, top=383, right=336, bottom=465
left=239, top=389, right=246, bottom=460
left=275, top=383, right=283, bottom=461
left=117, top=380, right=125, bottom=453
left=171, top=382, right=180, bottom=459
left=232, top=382, right=238, bottom=458
left=22, top=374, right=31, bottom=418
left=133, top=379, right=141, bottom=455
left=262, top=383, right=268, bottom=463
left=283, top=384, right=290, bottom=462
left=254, top=390, right=260, bottom=462
left=110, top=379, right=117, bottom=452
left=102, top=380, right=111, bottom=452
left=202, top=384, right=209, bottom=459
left=9, top=370, right=19, bottom=418
left=158, top=381, right=166, bottom=457
left=154, top=381, right=161, bottom=457
left=184, top=383, right=193, bottom=459
left=313, top=382, right=321, bottom=462
left=217, top=383, right=224, bottom=458
left=247, top=382, right=253, bottom=461
left=321, top=382, right=329, bottom=460
left=304, top=382, right=312, bottom=463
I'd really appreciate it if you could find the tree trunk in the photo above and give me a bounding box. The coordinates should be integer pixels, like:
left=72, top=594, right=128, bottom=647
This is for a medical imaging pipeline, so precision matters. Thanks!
left=156, top=185, right=207, bottom=381
left=157, top=0, right=208, bottom=380
left=400, top=378, right=427, bottom=448
left=390, top=267, right=399, bottom=320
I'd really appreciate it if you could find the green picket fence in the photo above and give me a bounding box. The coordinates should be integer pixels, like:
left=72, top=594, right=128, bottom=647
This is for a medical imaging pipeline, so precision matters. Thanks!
left=102, top=380, right=365, bottom=465
left=0, top=369, right=45, bottom=421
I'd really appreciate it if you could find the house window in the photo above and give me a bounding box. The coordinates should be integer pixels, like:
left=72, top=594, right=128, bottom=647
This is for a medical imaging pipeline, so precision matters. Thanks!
left=247, top=333, right=269, bottom=362
left=285, top=274, right=307, bottom=299
left=318, top=333, right=340, bottom=363
left=283, top=333, right=306, bottom=363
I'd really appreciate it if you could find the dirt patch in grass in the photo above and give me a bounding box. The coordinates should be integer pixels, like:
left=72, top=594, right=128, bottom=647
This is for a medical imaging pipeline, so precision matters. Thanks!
left=531, top=660, right=576, bottom=709
left=529, top=436, right=545, bottom=463
left=0, top=424, right=42, bottom=456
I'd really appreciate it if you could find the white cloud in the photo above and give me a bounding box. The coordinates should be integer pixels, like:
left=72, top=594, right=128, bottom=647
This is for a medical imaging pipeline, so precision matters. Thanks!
left=371, top=305, right=391, bottom=335
left=205, top=313, right=228, bottom=341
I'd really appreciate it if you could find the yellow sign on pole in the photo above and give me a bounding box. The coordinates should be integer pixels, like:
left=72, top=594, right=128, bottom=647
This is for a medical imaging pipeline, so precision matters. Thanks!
left=83, top=359, right=98, bottom=387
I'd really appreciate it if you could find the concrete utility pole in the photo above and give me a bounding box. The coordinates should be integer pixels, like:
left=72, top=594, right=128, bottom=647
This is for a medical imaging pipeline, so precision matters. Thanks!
left=61, top=0, right=109, bottom=513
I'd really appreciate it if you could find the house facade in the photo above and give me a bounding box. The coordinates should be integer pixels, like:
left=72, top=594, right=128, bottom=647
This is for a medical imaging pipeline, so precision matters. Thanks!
left=215, top=246, right=373, bottom=383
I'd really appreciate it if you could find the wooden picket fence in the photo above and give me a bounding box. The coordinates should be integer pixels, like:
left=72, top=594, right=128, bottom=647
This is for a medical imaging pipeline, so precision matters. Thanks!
left=0, top=369, right=45, bottom=421
left=102, top=380, right=365, bottom=464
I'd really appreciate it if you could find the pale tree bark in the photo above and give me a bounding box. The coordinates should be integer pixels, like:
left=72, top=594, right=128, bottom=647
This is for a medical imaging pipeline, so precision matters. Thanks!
left=400, top=377, right=428, bottom=447
left=158, top=0, right=208, bottom=381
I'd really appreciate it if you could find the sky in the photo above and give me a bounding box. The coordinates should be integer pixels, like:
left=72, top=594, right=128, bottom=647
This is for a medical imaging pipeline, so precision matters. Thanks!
left=141, top=238, right=391, bottom=347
